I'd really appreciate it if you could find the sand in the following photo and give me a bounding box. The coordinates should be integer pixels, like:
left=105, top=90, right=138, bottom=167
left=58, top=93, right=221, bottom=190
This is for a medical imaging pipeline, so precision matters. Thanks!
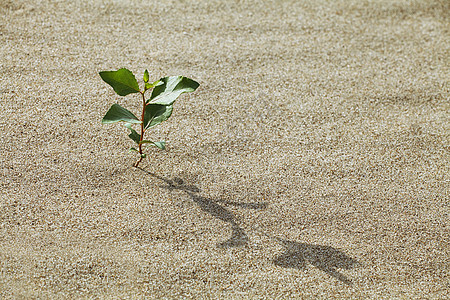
left=0, top=0, right=449, bottom=298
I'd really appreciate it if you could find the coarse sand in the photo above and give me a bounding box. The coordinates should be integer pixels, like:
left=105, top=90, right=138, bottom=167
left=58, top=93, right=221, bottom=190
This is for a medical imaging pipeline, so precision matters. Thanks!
left=0, top=0, right=449, bottom=298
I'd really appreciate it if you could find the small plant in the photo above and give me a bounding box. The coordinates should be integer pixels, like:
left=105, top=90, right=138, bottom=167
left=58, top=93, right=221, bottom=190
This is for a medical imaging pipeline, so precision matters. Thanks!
left=100, top=68, right=199, bottom=167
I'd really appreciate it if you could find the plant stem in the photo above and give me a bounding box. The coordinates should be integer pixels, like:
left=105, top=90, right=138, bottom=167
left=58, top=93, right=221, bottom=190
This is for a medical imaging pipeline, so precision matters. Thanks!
left=134, top=91, right=147, bottom=168
left=134, top=156, right=143, bottom=168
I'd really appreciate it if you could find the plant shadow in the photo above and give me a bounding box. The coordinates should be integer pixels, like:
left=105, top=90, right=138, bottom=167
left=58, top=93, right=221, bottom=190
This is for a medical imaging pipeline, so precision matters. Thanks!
left=272, top=238, right=359, bottom=285
left=138, top=168, right=267, bottom=248
left=138, top=168, right=359, bottom=284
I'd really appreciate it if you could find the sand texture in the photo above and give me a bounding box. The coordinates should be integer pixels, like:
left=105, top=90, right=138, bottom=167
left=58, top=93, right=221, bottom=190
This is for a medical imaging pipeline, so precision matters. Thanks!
left=1, top=0, right=449, bottom=298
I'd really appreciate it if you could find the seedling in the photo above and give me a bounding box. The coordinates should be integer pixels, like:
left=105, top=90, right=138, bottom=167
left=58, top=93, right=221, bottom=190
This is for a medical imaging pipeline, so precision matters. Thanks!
left=100, top=68, right=199, bottom=167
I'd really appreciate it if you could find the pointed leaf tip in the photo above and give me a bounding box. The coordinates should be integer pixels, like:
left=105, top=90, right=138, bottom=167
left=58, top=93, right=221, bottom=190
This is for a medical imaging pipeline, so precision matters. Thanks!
left=102, top=103, right=141, bottom=124
left=153, top=141, right=166, bottom=150
left=140, top=140, right=166, bottom=150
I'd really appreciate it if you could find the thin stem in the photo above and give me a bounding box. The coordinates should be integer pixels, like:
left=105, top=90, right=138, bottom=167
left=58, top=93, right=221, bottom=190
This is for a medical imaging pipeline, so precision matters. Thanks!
left=134, top=156, right=143, bottom=167
left=134, top=91, right=147, bottom=168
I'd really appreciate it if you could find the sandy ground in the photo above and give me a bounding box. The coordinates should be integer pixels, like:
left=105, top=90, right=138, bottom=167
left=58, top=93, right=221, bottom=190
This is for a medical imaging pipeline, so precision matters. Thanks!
left=1, top=0, right=449, bottom=298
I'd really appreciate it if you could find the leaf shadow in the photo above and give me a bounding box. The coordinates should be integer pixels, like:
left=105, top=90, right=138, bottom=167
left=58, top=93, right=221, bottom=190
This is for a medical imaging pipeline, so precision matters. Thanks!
left=138, top=168, right=267, bottom=248
left=272, top=238, right=359, bottom=285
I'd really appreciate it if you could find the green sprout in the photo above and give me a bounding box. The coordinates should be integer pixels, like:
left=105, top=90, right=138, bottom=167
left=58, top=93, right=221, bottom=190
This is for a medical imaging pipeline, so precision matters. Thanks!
left=100, top=68, right=199, bottom=167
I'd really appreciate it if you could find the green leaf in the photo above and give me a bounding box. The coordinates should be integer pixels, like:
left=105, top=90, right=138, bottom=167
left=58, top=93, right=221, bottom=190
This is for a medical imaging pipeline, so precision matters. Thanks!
left=129, top=147, right=138, bottom=152
left=99, top=68, right=140, bottom=96
left=128, top=131, right=141, bottom=144
left=153, top=141, right=166, bottom=150
left=143, top=104, right=173, bottom=129
left=141, top=140, right=166, bottom=150
left=147, top=76, right=199, bottom=105
left=124, top=123, right=141, bottom=144
left=145, top=80, right=162, bottom=91
left=102, top=104, right=141, bottom=124
left=143, top=69, right=149, bottom=83
left=151, top=80, right=163, bottom=87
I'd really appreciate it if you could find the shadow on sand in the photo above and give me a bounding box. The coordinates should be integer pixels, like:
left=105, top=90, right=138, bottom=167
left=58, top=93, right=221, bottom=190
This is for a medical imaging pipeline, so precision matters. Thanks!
left=272, top=238, right=358, bottom=285
left=139, top=168, right=267, bottom=248
left=138, top=168, right=358, bottom=284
